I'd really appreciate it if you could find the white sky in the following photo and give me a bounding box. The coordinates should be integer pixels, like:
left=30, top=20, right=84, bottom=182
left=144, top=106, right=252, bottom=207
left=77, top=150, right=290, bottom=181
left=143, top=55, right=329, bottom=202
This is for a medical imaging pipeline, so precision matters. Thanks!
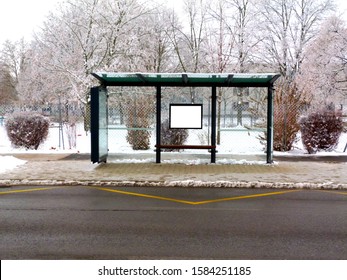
left=0, top=0, right=347, bottom=45
left=0, top=0, right=62, bottom=44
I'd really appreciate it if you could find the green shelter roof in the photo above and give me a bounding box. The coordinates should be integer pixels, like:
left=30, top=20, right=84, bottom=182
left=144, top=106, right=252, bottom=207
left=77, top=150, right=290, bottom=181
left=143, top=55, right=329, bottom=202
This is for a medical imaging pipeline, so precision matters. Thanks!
left=92, top=72, right=281, bottom=87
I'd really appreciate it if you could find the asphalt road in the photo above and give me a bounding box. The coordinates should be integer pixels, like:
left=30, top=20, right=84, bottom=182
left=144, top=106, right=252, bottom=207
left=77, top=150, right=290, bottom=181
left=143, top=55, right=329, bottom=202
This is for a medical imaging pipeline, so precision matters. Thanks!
left=0, top=186, right=346, bottom=259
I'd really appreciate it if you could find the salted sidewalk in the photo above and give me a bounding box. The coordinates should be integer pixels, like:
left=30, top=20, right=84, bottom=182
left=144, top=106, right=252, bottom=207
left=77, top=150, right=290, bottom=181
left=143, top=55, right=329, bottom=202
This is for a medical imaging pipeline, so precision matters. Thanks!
left=0, top=153, right=346, bottom=189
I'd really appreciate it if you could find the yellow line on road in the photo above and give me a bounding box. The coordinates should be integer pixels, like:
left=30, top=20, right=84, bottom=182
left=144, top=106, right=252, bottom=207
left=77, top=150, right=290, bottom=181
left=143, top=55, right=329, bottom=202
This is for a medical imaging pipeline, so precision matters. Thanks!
left=193, top=189, right=301, bottom=205
left=318, top=190, right=347, bottom=196
left=0, top=187, right=62, bottom=195
left=92, top=187, right=196, bottom=205
left=93, top=187, right=300, bottom=205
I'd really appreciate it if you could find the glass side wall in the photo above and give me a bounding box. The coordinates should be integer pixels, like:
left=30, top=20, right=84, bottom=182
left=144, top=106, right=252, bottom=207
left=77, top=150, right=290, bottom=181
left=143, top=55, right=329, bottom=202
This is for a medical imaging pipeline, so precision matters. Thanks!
left=91, top=86, right=108, bottom=163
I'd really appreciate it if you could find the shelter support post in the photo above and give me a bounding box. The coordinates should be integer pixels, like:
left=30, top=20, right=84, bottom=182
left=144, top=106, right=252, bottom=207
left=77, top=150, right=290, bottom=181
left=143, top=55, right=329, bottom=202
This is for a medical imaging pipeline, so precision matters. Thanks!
left=266, top=85, right=274, bottom=164
left=211, top=86, right=217, bottom=163
left=156, top=86, right=161, bottom=163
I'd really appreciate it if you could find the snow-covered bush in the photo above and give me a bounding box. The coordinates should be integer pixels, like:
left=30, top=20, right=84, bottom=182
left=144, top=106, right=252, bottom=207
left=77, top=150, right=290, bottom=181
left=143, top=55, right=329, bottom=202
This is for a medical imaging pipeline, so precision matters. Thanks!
left=299, top=109, right=343, bottom=154
left=5, top=112, right=50, bottom=150
left=161, top=119, right=189, bottom=151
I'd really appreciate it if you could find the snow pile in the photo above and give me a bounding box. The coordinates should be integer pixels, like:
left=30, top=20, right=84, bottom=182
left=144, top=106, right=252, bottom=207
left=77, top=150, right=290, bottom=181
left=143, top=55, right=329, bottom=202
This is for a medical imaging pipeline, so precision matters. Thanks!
left=164, top=180, right=347, bottom=189
left=0, top=156, right=26, bottom=173
left=109, top=158, right=154, bottom=164
left=161, top=158, right=269, bottom=165
left=216, top=158, right=272, bottom=165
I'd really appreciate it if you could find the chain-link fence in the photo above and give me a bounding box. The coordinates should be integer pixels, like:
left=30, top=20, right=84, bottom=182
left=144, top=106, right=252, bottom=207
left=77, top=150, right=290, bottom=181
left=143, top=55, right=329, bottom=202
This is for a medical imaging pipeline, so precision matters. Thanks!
left=106, top=87, right=269, bottom=155
left=217, top=87, right=268, bottom=155
left=0, top=103, right=86, bottom=150
left=0, top=83, right=296, bottom=156
left=107, top=88, right=156, bottom=153
left=2, top=84, right=345, bottom=156
left=107, top=84, right=345, bottom=156
left=0, top=103, right=85, bottom=123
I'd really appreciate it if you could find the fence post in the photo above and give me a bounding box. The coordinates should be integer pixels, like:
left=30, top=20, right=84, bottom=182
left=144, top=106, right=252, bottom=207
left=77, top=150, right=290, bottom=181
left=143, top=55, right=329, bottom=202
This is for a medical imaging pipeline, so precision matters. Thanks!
left=58, top=95, right=65, bottom=149
left=266, top=86, right=274, bottom=164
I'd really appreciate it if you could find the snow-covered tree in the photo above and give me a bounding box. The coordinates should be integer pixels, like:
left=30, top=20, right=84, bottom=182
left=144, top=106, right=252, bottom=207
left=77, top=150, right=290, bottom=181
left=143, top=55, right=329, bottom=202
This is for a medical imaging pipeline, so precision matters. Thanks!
left=0, top=39, right=28, bottom=103
left=0, top=39, right=27, bottom=86
left=258, top=0, right=334, bottom=80
left=169, top=0, right=208, bottom=73
left=298, top=16, right=347, bottom=107
left=0, top=63, right=17, bottom=104
left=205, top=0, right=233, bottom=73
left=18, top=0, right=152, bottom=105
left=16, top=44, right=70, bottom=105
left=205, top=0, right=259, bottom=142
left=120, top=6, right=176, bottom=73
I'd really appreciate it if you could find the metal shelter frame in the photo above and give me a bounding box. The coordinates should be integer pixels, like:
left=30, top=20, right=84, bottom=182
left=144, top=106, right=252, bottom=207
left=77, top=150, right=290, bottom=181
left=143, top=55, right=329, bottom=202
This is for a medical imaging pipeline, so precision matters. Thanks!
left=90, top=72, right=280, bottom=164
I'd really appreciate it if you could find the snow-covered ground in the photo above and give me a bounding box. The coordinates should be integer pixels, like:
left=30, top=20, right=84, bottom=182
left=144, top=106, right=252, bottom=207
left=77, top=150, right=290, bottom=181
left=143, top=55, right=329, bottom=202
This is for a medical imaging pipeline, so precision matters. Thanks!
left=0, top=122, right=346, bottom=172
left=0, top=123, right=91, bottom=154
left=0, top=156, right=26, bottom=174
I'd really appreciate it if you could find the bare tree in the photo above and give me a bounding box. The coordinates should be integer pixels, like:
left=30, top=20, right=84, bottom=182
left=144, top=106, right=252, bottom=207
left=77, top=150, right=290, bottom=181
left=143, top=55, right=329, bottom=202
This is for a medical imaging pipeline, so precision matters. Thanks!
left=0, top=39, right=27, bottom=96
left=205, top=0, right=259, bottom=141
left=167, top=0, right=209, bottom=102
left=22, top=0, right=151, bottom=105
left=180, top=0, right=208, bottom=73
left=205, top=0, right=234, bottom=73
left=123, top=6, right=176, bottom=73
left=0, top=63, right=17, bottom=104
left=16, top=45, right=70, bottom=105
left=259, top=0, right=334, bottom=80
left=228, top=0, right=260, bottom=73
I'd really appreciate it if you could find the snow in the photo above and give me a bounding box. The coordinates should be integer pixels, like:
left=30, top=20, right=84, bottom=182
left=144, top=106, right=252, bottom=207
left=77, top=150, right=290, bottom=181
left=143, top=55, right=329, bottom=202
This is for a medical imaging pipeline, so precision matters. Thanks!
left=107, top=157, right=269, bottom=165
left=163, top=180, right=336, bottom=189
left=0, top=156, right=26, bottom=174
left=273, top=131, right=347, bottom=156
left=0, top=123, right=91, bottom=154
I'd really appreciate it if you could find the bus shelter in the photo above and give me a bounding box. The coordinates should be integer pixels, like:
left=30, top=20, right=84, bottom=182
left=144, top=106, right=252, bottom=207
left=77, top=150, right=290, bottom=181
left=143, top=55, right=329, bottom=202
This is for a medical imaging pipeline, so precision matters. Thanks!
left=90, top=72, right=280, bottom=164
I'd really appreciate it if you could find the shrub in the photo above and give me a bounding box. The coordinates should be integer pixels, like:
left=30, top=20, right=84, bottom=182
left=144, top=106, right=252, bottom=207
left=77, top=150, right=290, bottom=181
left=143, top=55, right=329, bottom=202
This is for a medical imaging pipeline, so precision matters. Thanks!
left=127, top=129, right=151, bottom=150
left=124, top=94, right=154, bottom=150
left=299, top=109, right=343, bottom=154
left=161, top=119, right=189, bottom=151
left=5, top=112, right=50, bottom=150
left=258, top=81, right=309, bottom=151
left=273, top=82, right=307, bottom=151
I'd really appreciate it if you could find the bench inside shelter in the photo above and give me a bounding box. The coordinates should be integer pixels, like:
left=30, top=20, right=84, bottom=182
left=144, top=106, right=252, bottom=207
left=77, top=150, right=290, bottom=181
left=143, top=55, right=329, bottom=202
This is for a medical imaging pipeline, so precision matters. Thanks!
left=155, top=144, right=216, bottom=150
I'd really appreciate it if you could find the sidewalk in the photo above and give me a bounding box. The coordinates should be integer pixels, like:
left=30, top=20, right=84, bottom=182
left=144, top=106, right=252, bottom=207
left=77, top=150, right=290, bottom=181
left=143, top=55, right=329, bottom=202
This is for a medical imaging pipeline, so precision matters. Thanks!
left=0, top=153, right=346, bottom=189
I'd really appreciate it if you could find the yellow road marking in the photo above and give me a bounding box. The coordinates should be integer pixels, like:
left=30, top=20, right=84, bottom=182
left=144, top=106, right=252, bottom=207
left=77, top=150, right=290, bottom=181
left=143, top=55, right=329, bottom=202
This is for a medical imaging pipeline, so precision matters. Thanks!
left=318, top=190, right=347, bottom=196
left=192, top=190, right=301, bottom=205
left=92, top=187, right=196, bottom=205
left=92, top=187, right=300, bottom=205
left=0, top=187, right=62, bottom=195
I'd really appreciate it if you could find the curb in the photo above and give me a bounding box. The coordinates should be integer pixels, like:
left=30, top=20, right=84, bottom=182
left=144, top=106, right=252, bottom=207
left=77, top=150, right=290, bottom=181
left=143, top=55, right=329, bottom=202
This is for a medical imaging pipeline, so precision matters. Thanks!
left=0, top=179, right=346, bottom=190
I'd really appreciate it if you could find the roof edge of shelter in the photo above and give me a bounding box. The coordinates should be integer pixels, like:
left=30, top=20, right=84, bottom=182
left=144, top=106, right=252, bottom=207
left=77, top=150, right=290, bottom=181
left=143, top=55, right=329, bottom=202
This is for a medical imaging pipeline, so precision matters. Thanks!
left=92, top=72, right=281, bottom=88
